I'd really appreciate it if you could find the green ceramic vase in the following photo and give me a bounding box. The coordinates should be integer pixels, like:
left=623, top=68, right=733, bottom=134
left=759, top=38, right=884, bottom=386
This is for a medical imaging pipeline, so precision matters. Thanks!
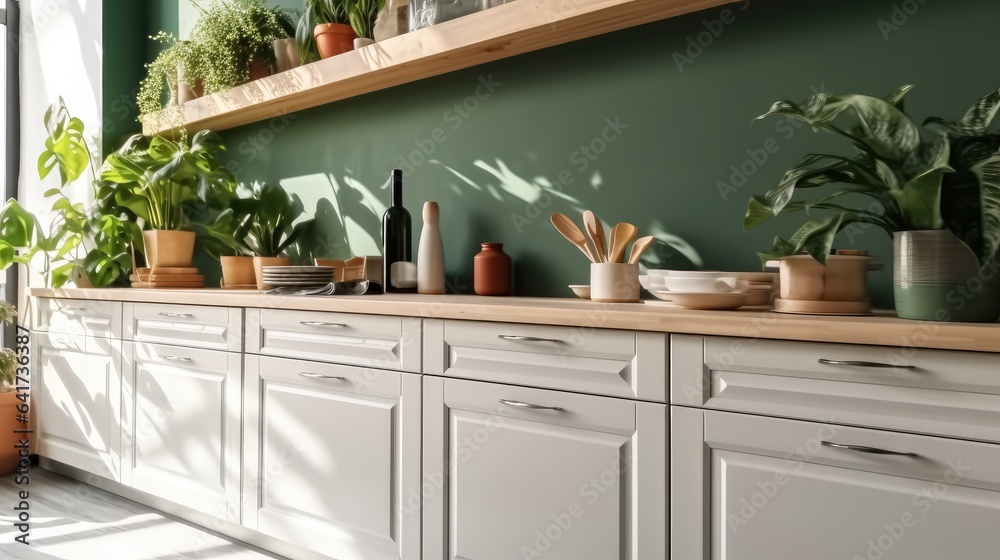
left=893, top=230, right=1000, bottom=322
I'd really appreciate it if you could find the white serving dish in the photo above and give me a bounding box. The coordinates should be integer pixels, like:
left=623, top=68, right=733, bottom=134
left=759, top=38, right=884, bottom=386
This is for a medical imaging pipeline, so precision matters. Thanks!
left=661, top=277, right=746, bottom=294
left=653, top=290, right=749, bottom=310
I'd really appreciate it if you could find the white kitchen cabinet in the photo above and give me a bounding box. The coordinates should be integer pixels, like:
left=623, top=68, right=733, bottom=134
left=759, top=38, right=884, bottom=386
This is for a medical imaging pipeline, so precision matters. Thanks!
left=121, top=342, right=242, bottom=522
left=243, top=355, right=422, bottom=560
left=35, top=332, right=122, bottom=480
left=672, top=407, right=1000, bottom=560
left=423, top=376, right=667, bottom=560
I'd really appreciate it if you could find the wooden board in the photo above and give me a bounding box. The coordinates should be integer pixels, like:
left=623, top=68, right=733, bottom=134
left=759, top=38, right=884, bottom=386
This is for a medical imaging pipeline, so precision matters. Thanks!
left=28, top=288, right=1000, bottom=353
left=143, top=0, right=736, bottom=135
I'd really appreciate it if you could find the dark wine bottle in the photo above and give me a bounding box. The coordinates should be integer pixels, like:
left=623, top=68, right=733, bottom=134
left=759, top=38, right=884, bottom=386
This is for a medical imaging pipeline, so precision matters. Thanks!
left=382, top=169, right=412, bottom=292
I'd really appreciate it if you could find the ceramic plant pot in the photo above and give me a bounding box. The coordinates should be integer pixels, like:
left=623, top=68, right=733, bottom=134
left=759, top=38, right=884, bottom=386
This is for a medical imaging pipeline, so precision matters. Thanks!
left=314, top=23, right=357, bottom=58
left=253, top=256, right=292, bottom=290
left=143, top=230, right=196, bottom=269
left=893, top=230, right=1000, bottom=322
left=249, top=58, right=271, bottom=81
left=0, top=390, right=29, bottom=476
left=220, top=256, right=257, bottom=288
left=354, top=37, right=375, bottom=50
left=176, top=63, right=203, bottom=104
left=273, top=38, right=300, bottom=73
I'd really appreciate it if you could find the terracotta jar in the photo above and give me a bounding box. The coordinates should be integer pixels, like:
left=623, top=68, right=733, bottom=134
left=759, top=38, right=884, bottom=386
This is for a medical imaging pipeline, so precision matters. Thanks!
left=314, top=23, right=358, bottom=59
left=474, top=243, right=511, bottom=296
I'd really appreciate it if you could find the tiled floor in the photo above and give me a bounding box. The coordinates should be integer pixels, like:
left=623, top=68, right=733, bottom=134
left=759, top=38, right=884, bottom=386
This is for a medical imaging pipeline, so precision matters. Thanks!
left=0, top=469, right=284, bottom=560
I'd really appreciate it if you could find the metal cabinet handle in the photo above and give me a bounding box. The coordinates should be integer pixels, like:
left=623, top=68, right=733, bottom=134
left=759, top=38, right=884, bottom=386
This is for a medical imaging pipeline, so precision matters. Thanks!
left=158, top=312, right=194, bottom=319
left=497, top=335, right=562, bottom=344
left=821, top=441, right=919, bottom=458
left=818, top=359, right=915, bottom=370
left=61, top=306, right=85, bottom=312
left=299, top=372, right=347, bottom=380
left=498, top=399, right=563, bottom=411
left=300, top=321, right=348, bottom=328
left=160, top=355, right=192, bottom=362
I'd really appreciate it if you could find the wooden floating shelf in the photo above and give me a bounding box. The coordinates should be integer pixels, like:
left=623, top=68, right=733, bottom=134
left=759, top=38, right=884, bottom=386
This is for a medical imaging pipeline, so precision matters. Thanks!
left=142, top=0, right=735, bottom=136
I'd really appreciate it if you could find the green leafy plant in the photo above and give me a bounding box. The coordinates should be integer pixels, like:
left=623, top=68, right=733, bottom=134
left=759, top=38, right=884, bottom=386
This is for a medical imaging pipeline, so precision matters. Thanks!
left=744, top=85, right=1000, bottom=267
left=349, top=0, right=385, bottom=39
left=187, top=0, right=287, bottom=95
left=0, top=99, right=138, bottom=287
left=137, top=32, right=206, bottom=118
left=296, top=0, right=353, bottom=64
left=100, top=131, right=237, bottom=231
left=0, top=301, right=15, bottom=390
left=203, top=182, right=314, bottom=258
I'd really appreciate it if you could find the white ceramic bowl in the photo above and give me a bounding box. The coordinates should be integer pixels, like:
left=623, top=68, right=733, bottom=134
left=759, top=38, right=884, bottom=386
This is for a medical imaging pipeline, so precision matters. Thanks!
left=661, top=277, right=742, bottom=294
left=568, top=285, right=591, bottom=299
left=648, top=269, right=728, bottom=280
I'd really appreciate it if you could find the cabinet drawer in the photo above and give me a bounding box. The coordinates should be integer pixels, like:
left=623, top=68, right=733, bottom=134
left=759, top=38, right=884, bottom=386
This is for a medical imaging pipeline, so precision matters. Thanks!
left=423, top=319, right=667, bottom=401
left=246, top=308, right=420, bottom=371
left=672, top=335, right=1000, bottom=443
left=34, top=298, right=122, bottom=338
left=124, top=303, right=242, bottom=352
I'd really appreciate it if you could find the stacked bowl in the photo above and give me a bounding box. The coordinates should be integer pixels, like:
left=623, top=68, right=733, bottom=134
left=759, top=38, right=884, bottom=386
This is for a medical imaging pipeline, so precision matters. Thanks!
left=639, top=270, right=777, bottom=310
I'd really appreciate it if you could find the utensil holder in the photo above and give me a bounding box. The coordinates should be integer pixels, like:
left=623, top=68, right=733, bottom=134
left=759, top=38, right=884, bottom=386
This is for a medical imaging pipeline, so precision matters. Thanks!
left=590, top=263, right=640, bottom=303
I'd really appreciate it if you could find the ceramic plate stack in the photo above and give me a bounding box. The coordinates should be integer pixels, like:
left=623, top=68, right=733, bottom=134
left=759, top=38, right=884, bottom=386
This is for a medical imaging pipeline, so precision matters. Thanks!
left=130, top=267, right=205, bottom=288
left=262, top=265, right=335, bottom=287
left=639, top=270, right=778, bottom=310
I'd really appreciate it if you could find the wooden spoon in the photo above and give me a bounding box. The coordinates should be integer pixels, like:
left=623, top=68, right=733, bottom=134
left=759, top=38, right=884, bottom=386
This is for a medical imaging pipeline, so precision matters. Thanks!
left=550, top=213, right=597, bottom=262
left=628, top=236, right=655, bottom=265
left=608, top=222, right=638, bottom=264
left=583, top=210, right=607, bottom=263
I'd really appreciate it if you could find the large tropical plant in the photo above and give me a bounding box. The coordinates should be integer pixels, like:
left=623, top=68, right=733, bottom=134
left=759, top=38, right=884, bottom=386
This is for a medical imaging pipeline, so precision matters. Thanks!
left=744, top=85, right=1000, bottom=267
left=202, top=182, right=314, bottom=258
left=0, top=99, right=138, bottom=287
left=100, top=131, right=237, bottom=231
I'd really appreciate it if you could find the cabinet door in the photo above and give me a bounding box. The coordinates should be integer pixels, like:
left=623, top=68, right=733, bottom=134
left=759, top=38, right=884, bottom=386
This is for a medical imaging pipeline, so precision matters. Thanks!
left=35, top=333, right=122, bottom=480
left=672, top=408, right=1000, bottom=560
left=423, top=377, right=667, bottom=560
left=121, top=342, right=242, bottom=522
left=243, top=355, right=421, bottom=560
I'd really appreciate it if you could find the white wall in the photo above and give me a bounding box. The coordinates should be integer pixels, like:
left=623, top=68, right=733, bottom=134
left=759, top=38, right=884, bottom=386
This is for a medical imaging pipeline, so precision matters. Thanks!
left=18, top=0, right=103, bottom=287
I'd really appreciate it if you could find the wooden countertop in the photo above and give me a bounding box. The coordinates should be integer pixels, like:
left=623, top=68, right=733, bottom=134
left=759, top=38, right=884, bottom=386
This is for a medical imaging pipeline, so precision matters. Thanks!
left=29, top=288, right=1000, bottom=353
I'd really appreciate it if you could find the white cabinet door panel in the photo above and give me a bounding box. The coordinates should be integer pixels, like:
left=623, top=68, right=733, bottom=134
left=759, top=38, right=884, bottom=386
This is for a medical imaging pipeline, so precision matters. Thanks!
left=35, top=333, right=121, bottom=480
left=122, top=342, right=241, bottom=522
left=244, top=355, right=421, bottom=560
left=425, top=376, right=667, bottom=560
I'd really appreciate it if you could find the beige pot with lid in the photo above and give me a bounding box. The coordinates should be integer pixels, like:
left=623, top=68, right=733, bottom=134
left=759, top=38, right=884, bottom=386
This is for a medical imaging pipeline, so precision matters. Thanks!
left=768, top=251, right=875, bottom=302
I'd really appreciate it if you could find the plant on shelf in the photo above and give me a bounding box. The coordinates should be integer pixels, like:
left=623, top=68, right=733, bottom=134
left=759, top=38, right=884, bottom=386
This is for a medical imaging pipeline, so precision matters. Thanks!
left=271, top=6, right=303, bottom=73
left=100, top=130, right=237, bottom=269
left=744, top=84, right=1000, bottom=322
left=203, top=182, right=315, bottom=289
left=0, top=99, right=138, bottom=287
left=350, top=0, right=386, bottom=43
left=138, top=32, right=207, bottom=118
left=298, top=0, right=357, bottom=62
left=187, top=0, right=288, bottom=94
left=0, top=300, right=27, bottom=476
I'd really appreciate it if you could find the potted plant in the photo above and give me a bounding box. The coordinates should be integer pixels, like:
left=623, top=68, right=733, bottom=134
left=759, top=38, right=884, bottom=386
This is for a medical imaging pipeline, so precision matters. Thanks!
left=205, top=182, right=314, bottom=290
left=187, top=0, right=288, bottom=94
left=138, top=32, right=207, bottom=120
left=349, top=0, right=386, bottom=48
left=0, top=301, right=27, bottom=476
left=0, top=100, right=138, bottom=287
left=744, top=84, right=1000, bottom=322
left=271, top=7, right=302, bottom=73
left=101, top=130, right=237, bottom=269
left=299, top=0, right=357, bottom=61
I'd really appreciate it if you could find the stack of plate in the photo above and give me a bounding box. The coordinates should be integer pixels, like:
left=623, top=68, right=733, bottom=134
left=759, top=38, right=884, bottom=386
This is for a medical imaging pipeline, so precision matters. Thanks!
left=262, top=265, right=335, bottom=287
left=638, top=270, right=777, bottom=310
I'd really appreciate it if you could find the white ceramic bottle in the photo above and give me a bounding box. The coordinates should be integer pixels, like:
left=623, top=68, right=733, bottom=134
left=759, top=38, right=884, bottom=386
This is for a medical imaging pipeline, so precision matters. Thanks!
left=418, top=201, right=445, bottom=294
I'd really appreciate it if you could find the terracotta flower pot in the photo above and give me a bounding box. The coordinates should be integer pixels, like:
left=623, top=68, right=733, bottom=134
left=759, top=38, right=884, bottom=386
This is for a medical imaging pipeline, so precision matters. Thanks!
left=273, top=38, right=300, bottom=73
left=176, top=63, right=203, bottom=104
left=0, top=390, right=29, bottom=476
left=253, top=256, right=292, bottom=290
left=249, top=58, right=271, bottom=81
left=143, top=230, right=196, bottom=269
left=314, top=23, right=357, bottom=59
left=220, top=256, right=257, bottom=288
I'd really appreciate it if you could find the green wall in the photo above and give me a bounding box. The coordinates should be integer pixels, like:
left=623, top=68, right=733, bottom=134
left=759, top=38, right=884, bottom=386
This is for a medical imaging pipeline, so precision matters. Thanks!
left=128, top=0, right=1000, bottom=304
